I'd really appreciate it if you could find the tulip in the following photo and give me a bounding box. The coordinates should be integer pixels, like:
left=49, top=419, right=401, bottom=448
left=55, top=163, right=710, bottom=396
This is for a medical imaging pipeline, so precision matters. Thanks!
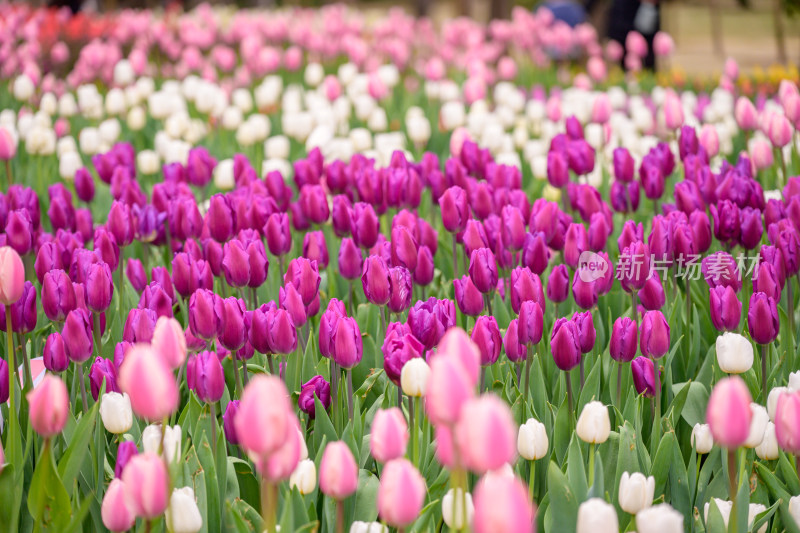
left=189, top=351, right=225, bottom=404
left=576, top=401, right=610, bottom=444
left=401, top=358, right=430, bottom=397
left=748, top=292, right=780, bottom=345
left=454, top=275, right=484, bottom=316
left=43, top=332, right=69, bottom=372
left=775, top=391, right=800, bottom=454
left=473, top=473, right=535, bottom=533
left=164, top=487, right=203, bottom=533
left=551, top=318, right=581, bottom=372
left=425, top=353, right=475, bottom=427
left=289, top=459, right=317, bottom=495
left=756, top=422, right=779, bottom=460
left=222, top=400, right=240, bottom=445
left=745, top=403, right=769, bottom=448
left=442, top=488, right=474, bottom=530
left=6, top=209, right=33, bottom=255
left=102, top=479, right=136, bottom=532
left=692, top=423, right=714, bottom=454
left=715, top=332, right=753, bottom=374
left=338, top=238, right=363, bottom=280
left=609, top=317, right=638, bottom=363
left=331, top=316, right=363, bottom=369
left=387, top=267, right=412, bottom=313
left=577, top=498, right=619, bottom=533
left=319, top=441, right=359, bottom=500
left=298, top=375, right=331, bottom=419
left=709, top=286, right=742, bottom=332
left=619, top=242, right=650, bottom=291
left=382, top=325, right=424, bottom=386
left=377, top=459, right=427, bottom=528
left=123, top=308, right=157, bottom=343
left=122, top=453, right=170, bottom=519
left=283, top=257, right=321, bottom=306
left=99, top=391, right=133, bottom=434
left=517, top=418, right=548, bottom=461
left=0, top=246, right=24, bottom=305
left=619, top=471, right=655, bottom=514
left=234, top=375, right=292, bottom=457
left=264, top=213, right=292, bottom=257
left=90, top=356, right=119, bottom=400
left=468, top=248, right=498, bottom=294
left=27, top=374, right=69, bottom=437
left=188, top=289, right=222, bottom=341
left=439, top=186, right=469, bottom=234
left=768, top=387, right=791, bottom=421
left=706, top=376, right=753, bottom=448
left=546, top=264, right=570, bottom=304
left=639, top=311, right=670, bottom=359
left=408, top=298, right=455, bottom=350
left=631, top=356, right=656, bottom=397
left=503, top=319, right=527, bottom=364
left=62, top=308, right=94, bottom=362
left=518, top=301, right=544, bottom=347
left=635, top=503, right=684, bottom=533
left=471, top=316, right=501, bottom=368
left=639, top=275, right=665, bottom=311
left=257, top=416, right=304, bottom=482
left=371, top=408, right=409, bottom=463
left=118, top=344, right=179, bottom=421
left=455, top=394, right=517, bottom=473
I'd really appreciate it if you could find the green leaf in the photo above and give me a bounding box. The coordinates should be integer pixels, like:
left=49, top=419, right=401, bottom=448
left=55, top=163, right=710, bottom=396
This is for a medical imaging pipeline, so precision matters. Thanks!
left=196, top=436, right=222, bottom=533
left=229, top=458, right=260, bottom=510
left=57, top=401, right=98, bottom=497
left=312, top=395, right=338, bottom=453
left=546, top=461, right=578, bottom=533
left=671, top=381, right=709, bottom=428
left=577, top=356, right=601, bottom=415
left=566, top=436, right=588, bottom=503
left=650, top=431, right=676, bottom=500
left=552, top=398, right=571, bottom=466
left=27, top=442, right=71, bottom=531
left=613, top=422, right=640, bottom=508
left=351, top=469, right=379, bottom=522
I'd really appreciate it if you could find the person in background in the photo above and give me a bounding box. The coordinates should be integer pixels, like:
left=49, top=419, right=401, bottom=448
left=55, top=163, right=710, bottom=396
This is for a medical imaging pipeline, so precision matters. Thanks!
left=603, top=0, right=660, bottom=70
left=539, top=0, right=588, bottom=27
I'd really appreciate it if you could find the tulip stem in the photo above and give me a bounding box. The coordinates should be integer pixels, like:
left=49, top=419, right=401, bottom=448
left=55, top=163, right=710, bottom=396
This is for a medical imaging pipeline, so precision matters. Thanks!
left=346, top=368, right=354, bottom=421
left=631, top=290, right=638, bottom=320
left=5, top=305, right=15, bottom=429
left=4, top=159, right=11, bottom=188
left=412, top=396, right=420, bottom=469
left=588, top=443, right=596, bottom=487
left=579, top=357, right=585, bottom=387
left=233, top=354, right=243, bottom=398
left=479, top=366, right=486, bottom=393
left=331, top=360, right=339, bottom=432
left=653, top=356, right=662, bottom=443
left=17, top=332, right=32, bottom=391
left=616, top=362, right=623, bottom=407
left=761, top=344, right=768, bottom=402
left=452, top=233, right=458, bottom=280
left=528, top=460, right=536, bottom=502
left=267, top=353, right=275, bottom=375
left=77, top=362, right=88, bottom=414
left=347, top=281, right=354, bottom=316
left=522, top=347, right=532, bottom=421
left=685, top=278, right=691, bottom=358
left=118, top=246, right=125, bottom=312
left=728, top=448, right=738, bottom=533
left=788, top=278, right=795, bottom=365
left=565, top=372, right=574, bottom=416
left=295, top=344, right=302, bottom=392
left=261, top=479, right=277, bottom=533
left=92, top=314, right=102, bottom=358
left=210, top=402, right=217, bottom=457
left=335, top=499, right=345, bottom=533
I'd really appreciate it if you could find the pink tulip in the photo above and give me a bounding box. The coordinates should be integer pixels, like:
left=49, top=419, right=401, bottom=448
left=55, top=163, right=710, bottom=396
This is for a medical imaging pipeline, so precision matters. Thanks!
left=591, top=94, right=611, bottom=124
left=319, top=441, right=358, bottom=500
left=370, top=407, right=409, bottom=463
left=587, top=56, right=607, bottom=82
left=653, top=32, right=674, bottom=57
left=436, top=328, right=480, bottom=384
left=257, top=416, right=303, bottom=481
left=122, top=453, right=170, bottom=519
left=606, top=40, right=624, bottom=62
left=377, top=459, right=427, bottom=528
left=473, top=473, right=536, bottom=533
left=151, top=316, right=187, bottom=369
left=323, top=75, right=341, bottom=101
left=663, top=91, right=684, bottom=130
left=497, top=57, right=517, bottom=80
left=434, top=424, right=458, bottom=468
left=0, top=126, right=16, bottom=160
left=724, top=57, right=739, bottom=81
left=768, top=114, right=793, bottom=148
left=699, top=125, right=719, bottom=158
left=775, top=390, right=800, bottom=454
left=450, top=127, right=471, bottom=159
left=27, top=374, right=69, bottom=437
left=426, top=354, right=475, bottom=426
left=118, top=344, right=179, bottom=421
left=102, top=479, right=136, bottom=532
left=706, top=376, right=752, bottom=448
left=735, top=97, right=757, bottom=131
left=234, top=375, right=292, bottom=458
left=625, top=31, right=648, bottom=58
left=0, top=246, right=25, bottom=305
left=455, top=394, right=517, bottom=473
left=425, top=57, right=445, bottom=81
left=751, top=138, right=774, bottom=170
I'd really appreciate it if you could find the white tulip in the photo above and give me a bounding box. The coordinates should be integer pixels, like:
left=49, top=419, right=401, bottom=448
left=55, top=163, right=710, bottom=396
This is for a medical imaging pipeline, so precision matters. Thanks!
left=367, top=108, right=388, bottom=133
left=58, top=93, right=78, bottom=117
left=400, top=358, right=430, bottom=397
left=105, top=88, right=127, bottom=116
left=165, top=487, right=203, bottom=533
left=304, top=63, right=325, bottom=87
left=136, top=77, right=155, bottom=98
left=349, top=128, right=373, bottom=152
left=439, top=80, right=460, bottom=102
left=124, top=85, right=142, bottom=108
left=789, top=495, right=800, bottom=526
left=113, top=59, right=135, bottom=87
left=221, top=106, right=243, bottom=131
left=618, top=472, right=655, bottom=514
left=789, top=371, right=800, bottom=392
left=248, top=114, right=271, bottom=142
left=265, top=136, right=290, bottom=160
left=353, top=95, right=376, bottom=122
left=214, top=159, right=235, bottom=190
left=577, top=498, right=618, bottom=533
left=306, top=125, right=334, bottom=153
left=137, top=150, right=160, bottom=176
left=232, top=88, right=253, bottom=113
left=164, top=139, right=190, bottom=165
left=517, top=418, right=548, bottom=460
left=749, top=503, right=768, bottom=533
left=148, top=92, right=173, bottom=120
left=57, top=136, right=77, bottom=157
left=768, top=387, right=791, bottom=421
left=424, top=81, right=440, bottom=100
left=349, top=522, right=387, bottom=533
left=338, top=63, right=358, bottom=86
left=576, top=401, right=610, bottom=444
left=289, top=459, right=316, bottom=495
left=745, top=403, right=769, bottom=448
left=126, top=106, right=146, bottom=131
left=58, top=151, right=82, bottom=181
left=99, top=119, right=121, bottom=145
left=254, top=76, right=283, bottom=109
left=40, top=93, right=58, bottom=116
left=26, top=127, right=56, bottom=156
left=377, top=64, right=399, bottom=88
left=165, top=112, right=189, bottom=139
left=635, top=503, right=683, bottom=533
left=406, top=116, right=431, bottom=146
left=262, top=158, right=292, bottom=180
left=703, top=498, right=732, bottom=525
left=716, top=332, right=754, bottom=374
left=691, top=423, right=714, bottom=454
left=297, top=426, right=308, bottom=461
left=440, top=101, right=466, bottom=130
left=756, top=422, right=779, bottom=460
left=441, top=488, right=474, bottom=530
left=142, top=424, right=182, bottom=463
left=13, top=75, right=34, bottom=101
left=99, top=392, right=133, bottom=435
left=184, top=119, right=207, bottom=145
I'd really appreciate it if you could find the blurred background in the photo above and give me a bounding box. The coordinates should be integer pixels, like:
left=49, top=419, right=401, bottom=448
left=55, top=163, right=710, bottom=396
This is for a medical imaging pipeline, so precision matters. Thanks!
left=38, top=0, right=800, bottom=75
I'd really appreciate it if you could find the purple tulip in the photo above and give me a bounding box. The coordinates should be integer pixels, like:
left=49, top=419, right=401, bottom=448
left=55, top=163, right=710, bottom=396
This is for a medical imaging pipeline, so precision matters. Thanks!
left=439, top=186, right=469, bottom=234
left=547, top=264, right=570, bottom=304
left=122, top=308, right=158, bottom=343
left=223, top=400, right=240, bottom=445
left=206, top=194, right=236, bottom=243
left=89, top=356, right=119, bottom=400
left=613, top=147, right=635, bottom=182
left=619, top=241, right=651, bottom=292
left=387, top=267, right=413, bottom=313
left=190, top=351, right=225, bottom=403
left=298, top=376, right=332, bottom=419
left=267, top=308, right=298, bottom=355
left=503, top=318, right=527, bottom=363
left=748, top=292, right=780, bottom=344
left=217, top=297, right=247, bottom=352
left=639, top=310, right=670, bottom=358
left=5, top=209, right=33, bottom=255
left=454, top=275, right=484, bottom=317
left=303, top=231, right=329, bottom=269
left=390, top=225, right=418, bottom=272
left=408, top=297, right=455, bottom=350
left=114, top=441, right=138, bottom=479
left=472, top=315, right=502, bottom=367
left=382, top=324, right=424, bottom=385
left=331, top=316, right=363, bottom=369
left=126, top=258, right=148, bottom=293
left=350, top=202, right=380, bottom=249
left=319, top=299, right=346, bottom=358
left=709, top=285, right=742, bottom=332
left=108, top=201, right=135, bottom=247
left=188, top=289, right=222, bottom=341
left=547, top=150, right=569, bottom=188
left=610, top=317, right=638, bottom=363
left=631, top=356, right=656, bottom=397
left=701, top=251, right=742, bottom=292
left=572, top=311, right=596, bottom=354
left=62, top=308, right=94, bottom=362
left=85, top=262, right=114, bottom=312
left=414, top=246, right=435, bottom=286
left=518, top=300, right=544, bottom=346
left=753, top=261, right=781, bottom=301
left=283, top=257, right=321, bottom=306
left=551, top=318, right=581, bottom=371
left=468, top=248, right=498, bottom=294
left=361, top=255, right=391, bottom=306
left=299, top=184, right=330, bottom=224
left=639, top=275, right=666, bottom=311
left=41, top=269, right=76, bottom=322
left=43, top=332, right=69, bottom=372
left=331, top=195, right=352, bottom=237
left=521, top=232, right=549, bottom=275
left=186, top=147, right=216, bottom=187
left=74, top=167, right=95, bottom=203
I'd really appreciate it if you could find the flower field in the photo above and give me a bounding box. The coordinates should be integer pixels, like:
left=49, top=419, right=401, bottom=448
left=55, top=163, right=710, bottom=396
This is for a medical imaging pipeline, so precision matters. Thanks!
left=1, top=3, right=800, bottom=532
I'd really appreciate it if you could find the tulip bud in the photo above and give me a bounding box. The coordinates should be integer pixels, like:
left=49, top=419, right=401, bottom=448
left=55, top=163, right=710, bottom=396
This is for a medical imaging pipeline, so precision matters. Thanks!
left=102, top=479, right=136, bottom=533
left=289, top=459, right=317, bottom=495
left=756, top=422, right=779, bottom=460
left=371, top=408, right=409, bottom=464
left=715, top=332, right=754, bottom=374
left=518, top=300, right=544, bottom=346
left=298, top=375, right=331, bottom=419
left=122, top=453, right=170, bottom=519
left=319, top=441, right=359, bottom=500
left=119, top=344, right=179, bottom=421
left=577, top=498, right=619, bottom=533
left=453, top=275, right=484, bottom=316
left=775, top=390, right=800, bottom=454
left=189, top=351, right=225, bottom=404
left=361, top=255, right=391, bottom=305
left=442, top=488, right=474, bottom=530
left=142, top=423, right=182, bottom=464
left=188, top=289, right=222, bottom=341
left=331, top=317, right=363, bottom=369
left=748, top=292, right=780, bottom=344
left=639, top=310, right=670, bottom=358
left=439, top=186, right=469, bottom=233
left=90, top=356, right=120, bottom=400
left=401, top=358, right=430, bottom=397
left=62, top=308, right=94, bottom=362
left=707, top=376, right=753, bottom=448
left=745, top=403, right=769, bottom=448
left=631, top=356, right=656, bottom=397
left=338, top=238, right=363, bottom=280
left=100, top=392, right=133, bottom=435
left=387, top=266, right=412, bottom=313
left=43, top=332, right=69, bottom=372
left=27, top=374, right=69, bottom=437
left=468, top=248, right=498, bottom=294
left=692, top=423, right=714, bottom=454
left=503, top=318, right=527, bottom=364
left=0, top=246, right=25, bottom=305
left=551, top=318, right=581, bottom=371
left=576, top=401, right=610, bottom=444
left=517, top=418, right=548, bottom=460
left=456, top=395, right=517, bottom=473
left=377, top=459, right=427, bottom=528
left=547, top=264, right=570, bottom=303
left=284, top=257, right=321, bottom=306
left=152, top=316, right=187, bottom=370
left=473, top=473, right=535, bottom=533
left=235, top=375, right=292, bottom=457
